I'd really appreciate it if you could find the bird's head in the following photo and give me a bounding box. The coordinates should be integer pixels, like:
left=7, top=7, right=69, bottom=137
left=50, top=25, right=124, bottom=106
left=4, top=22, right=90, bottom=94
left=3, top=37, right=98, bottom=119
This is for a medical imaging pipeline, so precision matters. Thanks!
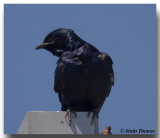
left=35, top=28, right=85, bottom=56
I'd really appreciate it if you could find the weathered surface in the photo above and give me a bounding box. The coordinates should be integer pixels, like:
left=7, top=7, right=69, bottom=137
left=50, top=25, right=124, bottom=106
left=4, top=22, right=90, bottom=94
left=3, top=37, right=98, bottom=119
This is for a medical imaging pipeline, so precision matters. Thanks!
left=17, top=111, right=99, bottom=134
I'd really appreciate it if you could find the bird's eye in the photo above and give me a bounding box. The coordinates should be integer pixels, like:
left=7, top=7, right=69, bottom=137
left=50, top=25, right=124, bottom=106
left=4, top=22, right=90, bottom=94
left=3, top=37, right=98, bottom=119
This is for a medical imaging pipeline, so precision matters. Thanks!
left=47, top=38, right=55, bottom=43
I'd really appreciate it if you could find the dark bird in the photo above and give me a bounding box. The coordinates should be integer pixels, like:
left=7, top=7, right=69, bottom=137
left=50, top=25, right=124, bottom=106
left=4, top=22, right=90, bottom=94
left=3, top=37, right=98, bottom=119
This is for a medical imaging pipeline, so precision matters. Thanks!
left=36, top=28, right=114, bottom=124
left=100, top=126, right=112, bottom=134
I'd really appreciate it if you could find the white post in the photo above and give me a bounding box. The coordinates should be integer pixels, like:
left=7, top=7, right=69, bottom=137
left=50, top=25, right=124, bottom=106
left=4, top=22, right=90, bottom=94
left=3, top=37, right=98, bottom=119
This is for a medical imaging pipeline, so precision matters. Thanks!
left=17, top=111, right=99, bottom=134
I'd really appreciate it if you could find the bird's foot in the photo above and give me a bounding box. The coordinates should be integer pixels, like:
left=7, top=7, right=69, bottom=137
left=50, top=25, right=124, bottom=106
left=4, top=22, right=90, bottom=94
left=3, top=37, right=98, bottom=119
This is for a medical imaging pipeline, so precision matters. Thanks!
left=65, top=109, right=71, bottom=125
left=87, top=110, right=99, bottom=125
left=65, top=109, right=77, bottom=125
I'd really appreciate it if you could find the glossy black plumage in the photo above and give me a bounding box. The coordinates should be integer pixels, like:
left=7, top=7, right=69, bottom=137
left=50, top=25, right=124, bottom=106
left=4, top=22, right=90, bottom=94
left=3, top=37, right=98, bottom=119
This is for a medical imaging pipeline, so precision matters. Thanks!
left=36, top=28, right=114, bottom=114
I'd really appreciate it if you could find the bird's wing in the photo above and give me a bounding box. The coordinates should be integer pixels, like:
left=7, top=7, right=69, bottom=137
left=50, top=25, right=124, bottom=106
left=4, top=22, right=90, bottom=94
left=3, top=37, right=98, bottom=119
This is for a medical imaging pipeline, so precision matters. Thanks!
left=54, top=62, right=66, bottom=102
left=98, top=52, right=114, bottom=97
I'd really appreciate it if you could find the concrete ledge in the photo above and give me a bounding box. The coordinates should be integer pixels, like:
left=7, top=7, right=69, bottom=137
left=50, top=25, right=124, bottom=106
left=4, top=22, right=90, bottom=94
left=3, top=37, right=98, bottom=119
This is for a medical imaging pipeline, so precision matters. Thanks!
left=17, top=111, right=99, bottom=134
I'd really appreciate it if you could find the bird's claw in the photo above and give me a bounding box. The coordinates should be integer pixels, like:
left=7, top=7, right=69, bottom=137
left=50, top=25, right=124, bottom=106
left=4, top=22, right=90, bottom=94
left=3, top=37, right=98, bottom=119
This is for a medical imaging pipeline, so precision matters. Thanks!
left=65, top=109, right=77, bottom=125
left=73, top=111, right=77, bottom=118
left=87, top=111, right=99, bottom=125
left=65, top=109, right=71, bottom=125
left=87, top=112, right=91, bottom=118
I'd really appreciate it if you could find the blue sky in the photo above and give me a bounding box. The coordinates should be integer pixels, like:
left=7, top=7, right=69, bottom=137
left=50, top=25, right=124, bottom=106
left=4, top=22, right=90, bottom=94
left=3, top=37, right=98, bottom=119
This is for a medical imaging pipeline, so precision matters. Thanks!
left=4, top=4, right=156, bottom=134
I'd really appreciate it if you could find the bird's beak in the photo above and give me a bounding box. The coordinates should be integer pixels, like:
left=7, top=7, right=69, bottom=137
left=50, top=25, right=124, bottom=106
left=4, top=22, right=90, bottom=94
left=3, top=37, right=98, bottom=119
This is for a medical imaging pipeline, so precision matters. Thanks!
left=35, top=42, right=55, bottom=50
